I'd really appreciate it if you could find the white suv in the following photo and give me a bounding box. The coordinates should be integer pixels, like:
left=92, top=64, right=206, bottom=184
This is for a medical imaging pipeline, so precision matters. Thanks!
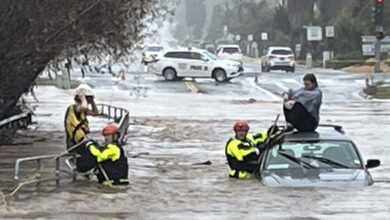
left=144, top=44, right=164, bottom=59
left=262, top=46, right=295, bottom=72
left=216, top=44, right=243, bottom=61
left=149, top=49, right=242, bottom=82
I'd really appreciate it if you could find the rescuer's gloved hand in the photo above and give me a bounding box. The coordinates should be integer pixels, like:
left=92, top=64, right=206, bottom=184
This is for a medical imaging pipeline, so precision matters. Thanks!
left=257, top=143, right=267, bottom=152
left=267, top=124, right=279, bottom=136
left=85, top=140, right=99, bottom=148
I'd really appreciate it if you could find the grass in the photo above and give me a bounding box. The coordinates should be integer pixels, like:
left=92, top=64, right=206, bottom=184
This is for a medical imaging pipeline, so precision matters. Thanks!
left=35, top=78, right=80, bottom=89
left=373, top=86, right=390, bottom=99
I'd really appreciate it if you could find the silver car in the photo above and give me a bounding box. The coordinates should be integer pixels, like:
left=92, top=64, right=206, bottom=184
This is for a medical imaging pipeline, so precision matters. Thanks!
left=258, top=125, right=380, bottom=187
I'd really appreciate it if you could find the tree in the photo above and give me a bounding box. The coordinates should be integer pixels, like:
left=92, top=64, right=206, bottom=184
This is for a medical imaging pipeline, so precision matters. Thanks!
left=273, top=5, right=291, bottom=36
left=0, top=0, right=171, bottom=120
left=287, top=0, right=314, bottom=59
left=205, top=5, right=225, bottom=41
left=185, top=0, right=206, bottom=39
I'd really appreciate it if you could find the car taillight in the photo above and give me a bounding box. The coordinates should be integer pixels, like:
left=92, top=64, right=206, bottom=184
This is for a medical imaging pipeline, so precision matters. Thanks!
left=269, top=55, right=276, bottom=60
left=288, top=56, right=294, bottom=60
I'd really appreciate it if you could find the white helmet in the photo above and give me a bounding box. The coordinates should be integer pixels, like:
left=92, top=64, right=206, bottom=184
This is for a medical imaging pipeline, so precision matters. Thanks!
left=75, top=84, right=94, bottom=97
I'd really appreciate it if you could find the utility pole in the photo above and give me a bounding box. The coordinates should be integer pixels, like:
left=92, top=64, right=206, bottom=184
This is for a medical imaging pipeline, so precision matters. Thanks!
left=374, top=0, right=385, bottom=73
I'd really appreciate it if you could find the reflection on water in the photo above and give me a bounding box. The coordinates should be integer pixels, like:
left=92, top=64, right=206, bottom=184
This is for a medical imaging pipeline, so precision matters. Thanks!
left=1, top=110, right=390, bottom=219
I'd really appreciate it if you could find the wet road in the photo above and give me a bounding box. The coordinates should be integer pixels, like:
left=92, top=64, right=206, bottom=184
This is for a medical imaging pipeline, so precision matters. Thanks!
left=1, top=66, right=390, bottom=219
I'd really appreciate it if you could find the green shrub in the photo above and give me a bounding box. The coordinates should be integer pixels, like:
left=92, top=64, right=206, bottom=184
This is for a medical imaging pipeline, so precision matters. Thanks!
left=325, top=60, right=366, bottom=69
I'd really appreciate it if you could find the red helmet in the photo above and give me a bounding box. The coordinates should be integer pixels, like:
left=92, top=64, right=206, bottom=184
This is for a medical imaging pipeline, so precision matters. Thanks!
left=102, top=124, right=120, bottom=137
left=233, top=121, right=249, bottom=132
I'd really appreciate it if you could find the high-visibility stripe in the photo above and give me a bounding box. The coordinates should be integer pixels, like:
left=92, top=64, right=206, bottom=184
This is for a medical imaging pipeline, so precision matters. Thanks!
left=229, top=170, right=252, bottom=179
left=226, top=138, right=256, bottom=161
left=89, top=144, right=121, bottom=162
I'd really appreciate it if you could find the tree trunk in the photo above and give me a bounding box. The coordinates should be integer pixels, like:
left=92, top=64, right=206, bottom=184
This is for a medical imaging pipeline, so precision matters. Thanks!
left=288, top=0, right=314, bottom=60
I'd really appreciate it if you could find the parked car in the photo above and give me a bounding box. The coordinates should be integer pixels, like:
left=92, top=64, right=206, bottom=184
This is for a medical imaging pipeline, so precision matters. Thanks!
left=257, top=125, right=380, bottom=187
left=149, top=49, right=242, bottom=82
left=261, top=46, right=295, bottom=72
left=144, top=44, right=164, bottom=59
left=216, top=44, right=243, bottom=61
left=200, top=42, right=216, bottom=54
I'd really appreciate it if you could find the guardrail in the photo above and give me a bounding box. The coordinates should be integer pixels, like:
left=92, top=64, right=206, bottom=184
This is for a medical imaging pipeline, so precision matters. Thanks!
left=13, top=104, right=130, bottom=199
left=97, top=104, right=130, bottom=144
left=13, top=154, right=77, bottom=200
left=0, top=111, right=32, bottom=131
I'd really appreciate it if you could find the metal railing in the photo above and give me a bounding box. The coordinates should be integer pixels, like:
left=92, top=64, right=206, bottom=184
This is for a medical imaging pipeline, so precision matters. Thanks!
left=0, top=111, right=32, bottom=131
left=12, top=104, right=130, bottom=199
left=13, top=154, right=77, bottom=200
left=97, top=104, right=130, bottom=144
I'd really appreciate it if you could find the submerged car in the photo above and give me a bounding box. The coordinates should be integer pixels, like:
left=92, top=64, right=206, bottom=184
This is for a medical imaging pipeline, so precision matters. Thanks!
left=258, top=125, right=380, bottom=187
left=149, top=49, right=242, bottom=82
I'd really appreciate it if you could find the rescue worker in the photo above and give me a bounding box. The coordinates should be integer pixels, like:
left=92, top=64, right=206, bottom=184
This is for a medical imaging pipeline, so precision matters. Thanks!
left=141, top=52, right=153, bottom=72
left=86, top=124, right=129, bottom=186
left=64, top=84, right=99, bottom=172
left=225, top=121, right=268, bottom=179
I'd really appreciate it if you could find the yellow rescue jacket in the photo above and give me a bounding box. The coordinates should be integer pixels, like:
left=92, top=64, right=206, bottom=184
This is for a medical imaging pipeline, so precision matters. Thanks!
left=64, top=104, right=89, bottom=149
left=225, top=131, right=268, bottom=179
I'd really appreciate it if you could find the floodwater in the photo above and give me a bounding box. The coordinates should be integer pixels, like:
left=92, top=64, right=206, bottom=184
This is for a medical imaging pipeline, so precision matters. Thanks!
left=1, top=71, right=390, bottom=219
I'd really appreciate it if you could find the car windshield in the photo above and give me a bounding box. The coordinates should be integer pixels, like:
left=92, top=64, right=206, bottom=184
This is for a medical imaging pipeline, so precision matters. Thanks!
left=271, top=49, right=292, bottom=55
left=147, top=46, right=164, bottom=52
left=201, top=51, right=219, bottom=60
left=264, top=141, right=362, bottom=170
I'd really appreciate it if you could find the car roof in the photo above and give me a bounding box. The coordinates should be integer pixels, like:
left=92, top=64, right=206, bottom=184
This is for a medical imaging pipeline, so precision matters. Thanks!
left=163, top=48, right=209, bottom=53
left=146, top=43, right=163, bottom=47
left=218, top=44, right=240, bottom=48
left=283, top=125, right=352, bottom=142
left=268, top=46, right=292, bottom=51
left=164, top=49, right=192, bottom=53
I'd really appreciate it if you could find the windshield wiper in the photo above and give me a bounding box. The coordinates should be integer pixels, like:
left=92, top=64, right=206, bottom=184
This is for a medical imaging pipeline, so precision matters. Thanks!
left=278, top=151, right=316, bottom=169
left=301, top=155, right=350, bottom=169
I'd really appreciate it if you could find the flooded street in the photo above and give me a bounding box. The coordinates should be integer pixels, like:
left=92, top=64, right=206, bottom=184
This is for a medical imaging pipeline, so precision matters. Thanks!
left=1, top=70, right=390, bottom=219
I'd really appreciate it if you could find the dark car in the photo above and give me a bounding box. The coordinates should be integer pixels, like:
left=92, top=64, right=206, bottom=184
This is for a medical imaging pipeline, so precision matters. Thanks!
left=257, top=125, right=380, bottom=187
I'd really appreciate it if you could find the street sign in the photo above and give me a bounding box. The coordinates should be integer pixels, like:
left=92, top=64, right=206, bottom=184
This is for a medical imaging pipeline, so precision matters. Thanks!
left=261, top=32, right=268, bottom=41
left=325, top=26, right=335, bottom=38
left=223, top=25, right=228, bottom=36
left=295, top=44, right=301, bottom=52
left=362, top=44, right=375, bottom=56
left=228, top=34, right=235, bottom=41
left=235, top=35, right=241, bottom=41
left=361, top=35, right=390, bottom=56
left=306, top=26, right=322, bottom=41
left=248, top=34, right=253, bottom=42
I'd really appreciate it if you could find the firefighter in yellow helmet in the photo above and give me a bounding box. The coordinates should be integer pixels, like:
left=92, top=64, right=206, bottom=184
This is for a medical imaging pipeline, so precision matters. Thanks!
left=225, top=121, right=268, bottom=179
left=86, top=124, right=129, bottom=186
left=64, top=84, right=99, bottom=172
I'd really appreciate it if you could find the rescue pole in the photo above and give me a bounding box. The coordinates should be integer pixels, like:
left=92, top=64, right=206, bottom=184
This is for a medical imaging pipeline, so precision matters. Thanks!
left=253, top=114, right=283, bottom=176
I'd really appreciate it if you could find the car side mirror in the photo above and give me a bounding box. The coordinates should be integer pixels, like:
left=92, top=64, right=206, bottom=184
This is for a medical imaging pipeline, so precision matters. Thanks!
left=366, top=159, right=380, bottom=169
left=202, top=58, right=209, bottom=62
